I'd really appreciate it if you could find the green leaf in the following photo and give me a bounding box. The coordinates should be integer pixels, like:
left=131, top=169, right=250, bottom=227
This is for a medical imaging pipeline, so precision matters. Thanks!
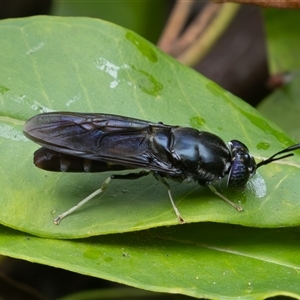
left=58, top=287, right=170, bottom=300
left=263, top=8, right=300, bottom=72
left=51, top=0, right=165, bottom=43
left=257, top=76, right=300, bottom=140
left=1, top=16, right=300, bottom=239
left=258, top=10, right=300, bottom=140
left=1, top=223, right=300, bottom=299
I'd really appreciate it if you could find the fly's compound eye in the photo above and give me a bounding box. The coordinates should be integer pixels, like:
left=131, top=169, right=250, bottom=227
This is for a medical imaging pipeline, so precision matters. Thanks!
left=227, top=140, right=257, bottom=188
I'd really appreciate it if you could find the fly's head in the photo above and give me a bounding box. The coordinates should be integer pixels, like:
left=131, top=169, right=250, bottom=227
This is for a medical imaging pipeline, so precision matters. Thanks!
left=227, top=139, right=300, bottom=188
left=227, top=140, right=257, bottom=188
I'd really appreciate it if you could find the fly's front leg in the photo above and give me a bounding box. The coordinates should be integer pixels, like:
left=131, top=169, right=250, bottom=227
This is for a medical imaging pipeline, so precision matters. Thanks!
left=154, top=173, right=185, bottom=224
left=208, top=184, right=243, bottom=212
left=54, top=170, right=150, bottom=225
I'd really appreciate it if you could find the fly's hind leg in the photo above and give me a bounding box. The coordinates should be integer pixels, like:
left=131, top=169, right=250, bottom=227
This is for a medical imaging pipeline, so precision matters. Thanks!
left=54, top=170, right=150, bottom=225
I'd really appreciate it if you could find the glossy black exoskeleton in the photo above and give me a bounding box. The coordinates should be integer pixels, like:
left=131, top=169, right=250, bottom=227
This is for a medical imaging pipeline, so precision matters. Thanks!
left=23, top=112, right=300, bottom=224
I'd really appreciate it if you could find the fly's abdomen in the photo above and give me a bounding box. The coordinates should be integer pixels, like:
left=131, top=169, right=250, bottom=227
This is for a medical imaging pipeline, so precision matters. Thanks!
left=34, top=147, right=132, bottom=173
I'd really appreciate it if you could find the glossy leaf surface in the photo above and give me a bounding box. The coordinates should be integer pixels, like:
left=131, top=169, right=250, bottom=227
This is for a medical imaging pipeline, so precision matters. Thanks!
left=1, top=223, right=300, bottom=299
left=0, top=16, right=300, bottom=240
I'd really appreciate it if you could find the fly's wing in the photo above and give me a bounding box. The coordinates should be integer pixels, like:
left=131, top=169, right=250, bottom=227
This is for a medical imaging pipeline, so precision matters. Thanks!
left=23, top=112, right=172, bottom=171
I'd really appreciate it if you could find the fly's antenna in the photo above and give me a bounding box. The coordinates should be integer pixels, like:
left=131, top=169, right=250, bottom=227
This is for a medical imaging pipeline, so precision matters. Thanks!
left=257, top=143, right=300, bottom=169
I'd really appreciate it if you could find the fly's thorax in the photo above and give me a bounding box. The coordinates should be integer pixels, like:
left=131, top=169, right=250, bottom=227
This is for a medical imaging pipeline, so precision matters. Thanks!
left=169, top=128, right=231, bottom=184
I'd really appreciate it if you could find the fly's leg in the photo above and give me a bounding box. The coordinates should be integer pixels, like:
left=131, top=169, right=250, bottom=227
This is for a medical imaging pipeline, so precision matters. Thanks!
left=54, top=176, right=112, bottom=225
left=54, top=170, right=150, bottom=225
left=154, top=173, right=185, bottom=224
left=208, top=185, right=243, bottom=212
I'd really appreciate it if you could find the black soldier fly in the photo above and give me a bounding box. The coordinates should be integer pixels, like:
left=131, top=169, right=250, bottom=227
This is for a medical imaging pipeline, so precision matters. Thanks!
left=23, top=112, right=300, bottom=224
